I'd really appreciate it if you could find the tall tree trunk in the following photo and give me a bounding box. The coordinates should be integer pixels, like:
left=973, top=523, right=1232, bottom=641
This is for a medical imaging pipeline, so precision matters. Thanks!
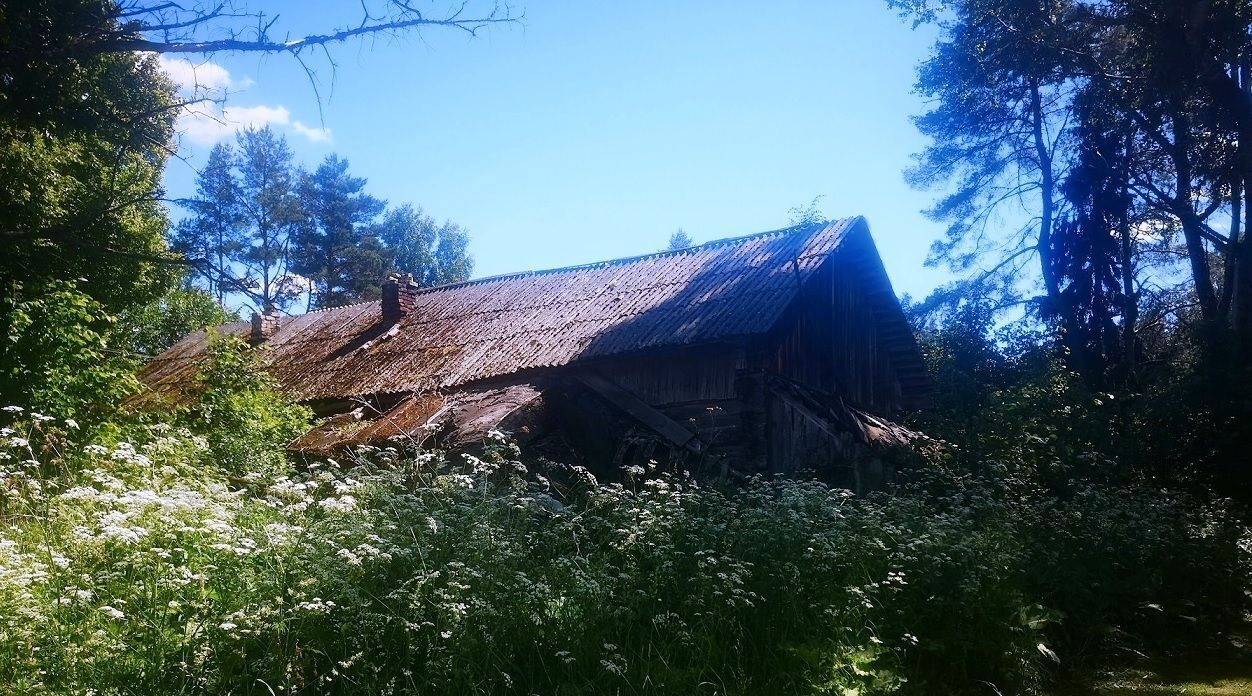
left=1220, top=172, right=1241, bottom=315
left=1230, top=59, right=1252, bottom=343
left=1233, top=174, right=1252, bottom=341
left=1172, top=110, right=1220, bottom=321
left=1031, top=80, right=1062, bottom=307
left=261, top=222, right=273, bottom=309
left=1120, top=130, right=1138, bottom=384
left=215, top=224, right=226, bottom=306
left=1031, top=79, right=1091, bottom=371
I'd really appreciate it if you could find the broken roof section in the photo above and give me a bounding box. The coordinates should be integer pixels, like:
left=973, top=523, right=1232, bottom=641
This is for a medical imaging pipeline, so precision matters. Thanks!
left=138, top=217, right=926, bottom=404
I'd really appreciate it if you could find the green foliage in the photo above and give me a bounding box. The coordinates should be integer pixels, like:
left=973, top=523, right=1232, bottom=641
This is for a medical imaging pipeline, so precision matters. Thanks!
left=172, top=143, right=247, bottom=305
left=0, top=5, right=178, bottom=312
left=115, top=287, right=238, bottom=357
left=375, top=204, right=474, bottom=289
left=0, top=419, right=1244, bottom=695
left=1020, top=483, right=1248, bottom=661
left=908, top=304, right=1116, bottom=482
left=183, top=333, right=311, bottom=478
left=0, top=280, right=137, bottom=423
left=910, top=305, right=1252, bottom=496
left=787, top=196, right=828, bottom=226
left=1116, top=331, right=1252, bottom=494
left=665, top=229, right=693, bottom=251
left=295, top=155, right=389, bottom=307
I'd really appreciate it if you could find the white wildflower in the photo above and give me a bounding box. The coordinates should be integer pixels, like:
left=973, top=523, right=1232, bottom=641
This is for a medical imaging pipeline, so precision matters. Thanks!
left=318, top=495, right=357, bottom=513
left=337, top=548, right=362, bottom=566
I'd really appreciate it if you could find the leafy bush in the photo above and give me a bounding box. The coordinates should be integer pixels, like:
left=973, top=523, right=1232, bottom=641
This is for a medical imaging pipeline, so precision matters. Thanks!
left=0, top=280, right=139, bottom=424
left=115, top=287, right=238, bottom=357
left=180, top=332, right=312, bottom=478
left=1, top=420, right=1245, bottom=695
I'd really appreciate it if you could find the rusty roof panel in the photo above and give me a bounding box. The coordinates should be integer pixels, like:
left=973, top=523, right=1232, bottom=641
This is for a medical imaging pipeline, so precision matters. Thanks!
left=138, top=219, right=866, bottom=402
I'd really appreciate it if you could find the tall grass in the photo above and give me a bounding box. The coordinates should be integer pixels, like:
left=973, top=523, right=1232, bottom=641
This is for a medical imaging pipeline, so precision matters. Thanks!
left=1, top=417, right=1247, bottom=695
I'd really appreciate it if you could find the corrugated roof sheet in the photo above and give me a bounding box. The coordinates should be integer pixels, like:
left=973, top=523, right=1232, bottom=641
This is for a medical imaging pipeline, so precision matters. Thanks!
left=138, top=218, right=870, bottom=403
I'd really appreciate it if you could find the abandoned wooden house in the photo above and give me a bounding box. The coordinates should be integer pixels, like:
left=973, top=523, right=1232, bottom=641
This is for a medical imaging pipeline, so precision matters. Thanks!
left=138, top=217, right=932, bottom=490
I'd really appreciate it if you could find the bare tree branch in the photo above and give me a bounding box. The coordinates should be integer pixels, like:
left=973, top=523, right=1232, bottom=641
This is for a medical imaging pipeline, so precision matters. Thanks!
left=7, top=1, right=518, bottom=61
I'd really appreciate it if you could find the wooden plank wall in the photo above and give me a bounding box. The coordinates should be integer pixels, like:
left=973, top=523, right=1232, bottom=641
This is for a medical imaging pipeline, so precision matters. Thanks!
left=766, top=256, right=904, bottom=414
left=766, top=393, right=860, bottom=489
left=603, top=348, right=743, bottom=404
left=598, top=346, right=755, bottom=472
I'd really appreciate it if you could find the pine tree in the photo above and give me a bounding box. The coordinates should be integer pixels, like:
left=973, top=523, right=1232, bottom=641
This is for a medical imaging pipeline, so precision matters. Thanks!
left=294, top=156, right=387, bottom=307
left=665, top=229, right=693, bottom=251
left=173, top=143, right=245, bottom=304
left=236, top=127, right=305, bottom=310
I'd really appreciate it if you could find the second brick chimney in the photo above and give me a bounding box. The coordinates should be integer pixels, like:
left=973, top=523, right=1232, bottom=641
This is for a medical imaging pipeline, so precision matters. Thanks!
left=382, top=273, right=419, bottom=322
left=249, top=305, right=280, bottom=346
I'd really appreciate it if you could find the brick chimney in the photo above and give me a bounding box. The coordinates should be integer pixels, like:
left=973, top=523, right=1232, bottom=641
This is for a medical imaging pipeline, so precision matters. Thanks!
left=249, top=305, right=280, bottom=346
left=382, top=272, right=418, bottom=322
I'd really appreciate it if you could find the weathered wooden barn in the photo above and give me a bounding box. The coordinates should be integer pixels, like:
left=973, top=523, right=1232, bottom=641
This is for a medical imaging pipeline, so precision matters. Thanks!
left=138, top=217, right=931, bottom=490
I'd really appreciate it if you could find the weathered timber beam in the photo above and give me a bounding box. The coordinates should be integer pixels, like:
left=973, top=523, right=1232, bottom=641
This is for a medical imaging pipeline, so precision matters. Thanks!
left=770, top=383, right=869, bottom=445
left=576, top=372, right=703, bottom=453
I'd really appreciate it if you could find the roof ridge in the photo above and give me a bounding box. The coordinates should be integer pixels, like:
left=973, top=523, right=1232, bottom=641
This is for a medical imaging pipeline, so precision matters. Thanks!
left=296, top=299, right=380, bottom=316
left=408, top=218, right=852, bottom=296
left=250, top=218, right=857, bottom=319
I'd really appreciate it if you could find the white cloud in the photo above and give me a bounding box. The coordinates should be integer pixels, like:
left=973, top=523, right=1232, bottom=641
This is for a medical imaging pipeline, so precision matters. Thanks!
left=177, top=104, right=332, bottom=147
left=227, top=104, right=293, bottom=127
left=157, top=55, right=328, bottom=147
left=292, top=121, right=333, bottom=142
left=158, top=55, right=242, bottom=93
left=179, top=104, right=292, bottom=146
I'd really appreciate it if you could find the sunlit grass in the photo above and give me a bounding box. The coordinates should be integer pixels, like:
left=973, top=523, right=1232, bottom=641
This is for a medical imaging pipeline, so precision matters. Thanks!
left=1057, top=626, right=1252, bottom=696
left=1074, top=674, right=1252, bottom=696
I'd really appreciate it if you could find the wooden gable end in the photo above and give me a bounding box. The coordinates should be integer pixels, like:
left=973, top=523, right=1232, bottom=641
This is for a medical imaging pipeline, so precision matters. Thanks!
left=758, top=222, right=929, bottom=415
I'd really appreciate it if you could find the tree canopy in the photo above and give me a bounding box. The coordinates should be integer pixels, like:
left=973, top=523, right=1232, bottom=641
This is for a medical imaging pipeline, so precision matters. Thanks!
left=894, top=0, right=1252, bottom=385
left=0, top=0, right=496, bottom=411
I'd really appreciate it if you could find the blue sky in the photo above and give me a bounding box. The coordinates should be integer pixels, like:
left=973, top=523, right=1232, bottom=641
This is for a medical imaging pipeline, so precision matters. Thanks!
left=161, top=0, right=949, bottom=301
